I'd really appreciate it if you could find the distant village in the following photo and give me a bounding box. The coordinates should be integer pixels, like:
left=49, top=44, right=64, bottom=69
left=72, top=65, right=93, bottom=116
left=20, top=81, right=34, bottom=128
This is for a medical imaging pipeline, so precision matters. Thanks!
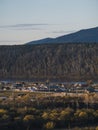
left=0, top=80, right=98, bottom=94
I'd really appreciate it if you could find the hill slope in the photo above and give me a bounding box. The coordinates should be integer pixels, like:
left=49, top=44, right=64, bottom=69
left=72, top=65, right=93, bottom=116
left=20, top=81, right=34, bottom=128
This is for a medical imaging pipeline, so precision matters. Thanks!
left=0, top=43, right=98, bottom=81
left=27, top=27, right=98, bottom=44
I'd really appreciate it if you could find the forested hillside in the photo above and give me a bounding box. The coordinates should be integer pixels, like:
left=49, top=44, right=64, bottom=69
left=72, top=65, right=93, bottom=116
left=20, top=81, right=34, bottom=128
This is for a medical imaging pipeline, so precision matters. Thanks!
left=0, top=43, right=98, bottom=81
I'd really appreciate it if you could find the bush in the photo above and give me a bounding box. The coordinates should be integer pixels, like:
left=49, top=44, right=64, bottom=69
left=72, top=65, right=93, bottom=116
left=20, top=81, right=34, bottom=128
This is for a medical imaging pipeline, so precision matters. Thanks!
left=2, top=114, right=10, bottom=121
left=96, top=126, right=98, bottom=130
left=79, top=111, right=88, bottom=120
left=23, top=114, right=34, bottom=122
left=0, top=109, right=7, bottom=116
left=44, top=121, right=55, bottom=129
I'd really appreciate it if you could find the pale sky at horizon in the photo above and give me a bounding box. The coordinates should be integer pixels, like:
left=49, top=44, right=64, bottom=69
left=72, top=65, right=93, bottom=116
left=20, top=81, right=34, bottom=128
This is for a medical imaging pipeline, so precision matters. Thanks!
left=0, top=0, right=98, bottom=45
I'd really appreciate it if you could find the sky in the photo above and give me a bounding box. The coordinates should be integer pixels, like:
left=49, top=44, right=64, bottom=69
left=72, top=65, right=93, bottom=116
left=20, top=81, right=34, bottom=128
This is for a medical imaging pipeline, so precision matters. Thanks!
left=0, top=0, right=98, bottom=45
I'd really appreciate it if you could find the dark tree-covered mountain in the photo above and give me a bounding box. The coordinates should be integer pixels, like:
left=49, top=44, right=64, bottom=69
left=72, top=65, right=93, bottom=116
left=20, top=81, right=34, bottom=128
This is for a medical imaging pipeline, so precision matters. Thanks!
left=0, top=43, right=98, bottom=81
left=27, top=27, right=98, bottom=45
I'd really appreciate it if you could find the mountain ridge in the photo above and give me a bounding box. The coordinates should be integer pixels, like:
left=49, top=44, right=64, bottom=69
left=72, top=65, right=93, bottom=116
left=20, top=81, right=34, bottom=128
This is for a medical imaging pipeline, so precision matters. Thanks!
left=27, top=26, right=98, bottom=44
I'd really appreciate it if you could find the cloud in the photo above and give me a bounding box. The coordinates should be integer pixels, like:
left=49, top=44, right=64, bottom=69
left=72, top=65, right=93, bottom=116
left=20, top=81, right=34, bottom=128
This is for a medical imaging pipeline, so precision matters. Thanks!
left=52, top=30, right=76, bottom=34
left=12, top=27, right=43, bottom=31
left=0, top=23, right=50, bottom=31
left=0, top=23, right=49, bottom=28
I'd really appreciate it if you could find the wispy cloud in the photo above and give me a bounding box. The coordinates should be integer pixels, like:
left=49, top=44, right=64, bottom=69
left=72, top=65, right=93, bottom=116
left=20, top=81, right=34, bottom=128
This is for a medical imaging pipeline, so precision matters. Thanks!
left=0, top=23, right=49, bottom=28
left=52, top=30, right=76, bottom=34
left=0, top=23, right=50, bottom=31
left=12, top=27, right=43, bottom=31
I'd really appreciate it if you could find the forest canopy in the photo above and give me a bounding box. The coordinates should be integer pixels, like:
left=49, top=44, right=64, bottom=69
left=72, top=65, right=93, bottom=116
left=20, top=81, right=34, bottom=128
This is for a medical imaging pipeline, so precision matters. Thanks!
left=0, top=43, right=98, bottom=81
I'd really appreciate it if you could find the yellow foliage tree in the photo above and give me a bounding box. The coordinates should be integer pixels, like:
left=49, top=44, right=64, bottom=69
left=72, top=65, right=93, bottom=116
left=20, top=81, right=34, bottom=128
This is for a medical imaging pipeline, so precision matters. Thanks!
left=44, top=121, right=55, bottom=130
left=0, top=109, right=7, bottom=116
left=23, top=114, right=34, bottom=122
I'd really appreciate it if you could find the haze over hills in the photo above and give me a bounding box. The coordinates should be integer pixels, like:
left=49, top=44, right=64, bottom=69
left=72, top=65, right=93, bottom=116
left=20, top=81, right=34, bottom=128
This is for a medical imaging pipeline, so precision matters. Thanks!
left=27, top=27, right=98, bottom=44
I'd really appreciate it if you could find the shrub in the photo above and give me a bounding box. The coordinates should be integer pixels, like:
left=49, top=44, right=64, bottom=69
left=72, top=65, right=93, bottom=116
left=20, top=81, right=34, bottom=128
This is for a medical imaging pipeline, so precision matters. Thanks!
left=44, top=121, right=55, bottom=129
left=0, top=109, right=7, bottom=116
left=2, top=114, right=10, bottom=121
left=23, top=114, right=34, bottom=122
left=42, top=112, right=49, bottom=120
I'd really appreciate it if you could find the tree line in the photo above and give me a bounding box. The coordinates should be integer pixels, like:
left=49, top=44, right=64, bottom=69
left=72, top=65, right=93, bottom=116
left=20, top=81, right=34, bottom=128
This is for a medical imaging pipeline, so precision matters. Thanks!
left=0, top=43, right=98, bottom=80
